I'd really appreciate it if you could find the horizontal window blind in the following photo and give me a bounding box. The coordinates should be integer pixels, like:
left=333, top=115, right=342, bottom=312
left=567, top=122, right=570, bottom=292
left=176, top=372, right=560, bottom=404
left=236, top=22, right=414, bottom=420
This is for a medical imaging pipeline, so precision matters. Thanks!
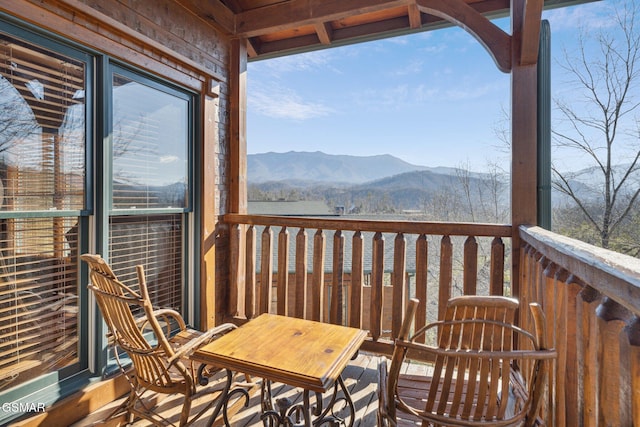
left=109, top=215, right=183, bottom=315
left=111, top=73, right=188, bottom=210
left=0, top=217, right=79, bottom=391
left=0, top=31, right=85, bottom=393
left=0, top=31, right=86, bottom=212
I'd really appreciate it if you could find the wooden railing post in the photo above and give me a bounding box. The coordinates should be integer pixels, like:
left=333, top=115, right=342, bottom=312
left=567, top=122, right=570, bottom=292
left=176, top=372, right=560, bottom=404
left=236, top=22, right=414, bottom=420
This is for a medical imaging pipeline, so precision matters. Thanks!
left=564, top=275, right=583, bottom=426
left=629, top=318, right=640, bottom=423
left=392, top=232, right=406, bottom=338
left=277, top=227, right=289, bottom=316
left=349, top=231, right=364, bottom=328
left=259, top=226, right=273, bottom=315
left=294, top=228, right=307, bottom=319
left=489, top=237, right=504, bottom=295
left=245, top=225, right=256, bottom=319
left=330, top=230, right=345, bottom=325
left=463, top=236, right=477, bottom=295
left=438, top=235, right=452, bottom=321
left=415, top=234, right=428, bottom=343
left=371, top=232, right=384, bottom=341
left=579, top=286, right=600, bottom=427
left=311, top=229, right=325, bottom=322
left=597, top=298, right=633, bottom=426
left=229, top=223, right=242, bottom=317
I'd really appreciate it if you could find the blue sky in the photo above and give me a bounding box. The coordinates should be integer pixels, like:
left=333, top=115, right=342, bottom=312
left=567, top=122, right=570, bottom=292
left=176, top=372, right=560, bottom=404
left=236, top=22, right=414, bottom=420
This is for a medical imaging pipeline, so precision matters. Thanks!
left=247, top=1, right=616, bottom=172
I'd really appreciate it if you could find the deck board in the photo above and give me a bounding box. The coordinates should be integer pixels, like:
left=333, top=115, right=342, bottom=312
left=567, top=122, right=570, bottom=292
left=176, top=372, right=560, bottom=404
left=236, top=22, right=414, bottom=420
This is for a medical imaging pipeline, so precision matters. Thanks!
left=72, top=353, right=382, bottom=427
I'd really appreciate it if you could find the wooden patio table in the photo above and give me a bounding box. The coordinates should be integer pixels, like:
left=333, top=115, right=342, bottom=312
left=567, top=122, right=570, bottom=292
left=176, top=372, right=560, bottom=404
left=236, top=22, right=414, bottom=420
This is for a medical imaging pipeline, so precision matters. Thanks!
left=193, top=313, right=367, bottom=427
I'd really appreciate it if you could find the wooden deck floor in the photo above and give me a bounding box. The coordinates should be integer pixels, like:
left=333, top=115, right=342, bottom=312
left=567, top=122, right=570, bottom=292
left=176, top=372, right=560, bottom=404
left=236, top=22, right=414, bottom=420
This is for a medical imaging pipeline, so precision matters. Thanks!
left=73, top=352, right=387, bottom=427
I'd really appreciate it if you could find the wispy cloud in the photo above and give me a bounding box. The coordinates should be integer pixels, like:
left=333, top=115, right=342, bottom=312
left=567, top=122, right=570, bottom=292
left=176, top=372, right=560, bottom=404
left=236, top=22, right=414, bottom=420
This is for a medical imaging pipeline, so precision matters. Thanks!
left=249, top=84, right=334, bottom=120
left=250, top=50, right=339, bottom=76
left=543, top=2, right=613, bottom=32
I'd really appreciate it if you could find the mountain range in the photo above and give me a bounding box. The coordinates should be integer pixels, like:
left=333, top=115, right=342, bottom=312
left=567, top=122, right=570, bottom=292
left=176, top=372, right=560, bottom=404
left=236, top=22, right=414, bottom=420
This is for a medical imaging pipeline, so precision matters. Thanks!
left=247, top=151, right=623, bottom=213
left=248, top=151, right=462, bottom=184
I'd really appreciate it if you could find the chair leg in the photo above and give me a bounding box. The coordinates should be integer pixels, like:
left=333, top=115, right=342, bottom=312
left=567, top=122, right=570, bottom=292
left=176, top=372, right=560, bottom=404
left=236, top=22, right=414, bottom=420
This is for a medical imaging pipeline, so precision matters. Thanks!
left=179, top=390, right=193, bottom=426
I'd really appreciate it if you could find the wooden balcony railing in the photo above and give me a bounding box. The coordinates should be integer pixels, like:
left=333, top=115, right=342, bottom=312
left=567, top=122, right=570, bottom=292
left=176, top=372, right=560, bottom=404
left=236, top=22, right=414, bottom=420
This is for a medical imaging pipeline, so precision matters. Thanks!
left=519, top=225, right=640, bottom=427
left=223, top=216, right=640, bottom=424
left=224, top=214, right=512, bottom=354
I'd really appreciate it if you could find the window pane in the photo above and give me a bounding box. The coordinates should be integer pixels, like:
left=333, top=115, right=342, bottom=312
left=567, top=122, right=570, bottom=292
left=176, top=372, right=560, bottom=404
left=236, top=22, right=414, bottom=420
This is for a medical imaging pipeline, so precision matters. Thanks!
left=109, top=215, right=183, bottom=313
left=112, top=74, right=188, bottom=209
left=0, top=33, right=86, bottom=211
left=0, top=217, right=79, bottom=391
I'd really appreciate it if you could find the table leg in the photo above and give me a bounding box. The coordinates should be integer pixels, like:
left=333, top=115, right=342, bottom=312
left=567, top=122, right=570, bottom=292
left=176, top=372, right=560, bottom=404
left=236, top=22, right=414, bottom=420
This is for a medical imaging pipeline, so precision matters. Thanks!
left=259, top=375, right=355, bottom=427
left=307, top=376, right=355, bottom=427
left=205, top=369, right=251, bottom=427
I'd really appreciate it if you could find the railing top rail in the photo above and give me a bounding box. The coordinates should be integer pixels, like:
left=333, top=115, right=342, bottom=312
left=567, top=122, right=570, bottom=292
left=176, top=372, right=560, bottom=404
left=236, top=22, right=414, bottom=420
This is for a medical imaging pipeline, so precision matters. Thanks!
left=224, top=214, right=512, bottom=237
left=520, top=225, right=640, bottom=316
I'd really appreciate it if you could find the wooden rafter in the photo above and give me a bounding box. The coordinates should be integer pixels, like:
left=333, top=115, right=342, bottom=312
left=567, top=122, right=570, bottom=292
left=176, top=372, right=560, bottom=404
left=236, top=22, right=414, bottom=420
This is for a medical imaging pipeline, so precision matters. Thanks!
left=234, top=0, right=411, bottom=38
left=415, top=0, right=512, bottom=72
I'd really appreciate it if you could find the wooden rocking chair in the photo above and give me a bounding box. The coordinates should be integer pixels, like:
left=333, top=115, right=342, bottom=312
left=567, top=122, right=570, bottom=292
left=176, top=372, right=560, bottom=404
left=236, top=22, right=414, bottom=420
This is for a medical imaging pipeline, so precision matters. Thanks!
left=82, top=253, right=238, bottom=426
left=378, top=296, right=556, bottom=427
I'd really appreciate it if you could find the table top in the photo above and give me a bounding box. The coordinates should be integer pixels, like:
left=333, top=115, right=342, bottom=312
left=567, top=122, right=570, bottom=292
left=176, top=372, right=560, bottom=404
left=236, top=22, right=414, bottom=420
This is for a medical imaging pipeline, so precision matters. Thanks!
left=193, top=314, right=368, bottom=393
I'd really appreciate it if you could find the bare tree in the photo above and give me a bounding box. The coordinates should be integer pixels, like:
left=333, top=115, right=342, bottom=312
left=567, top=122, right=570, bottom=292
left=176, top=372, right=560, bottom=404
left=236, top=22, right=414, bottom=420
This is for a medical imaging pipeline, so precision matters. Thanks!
left=553, top=0, right=640, bottom=250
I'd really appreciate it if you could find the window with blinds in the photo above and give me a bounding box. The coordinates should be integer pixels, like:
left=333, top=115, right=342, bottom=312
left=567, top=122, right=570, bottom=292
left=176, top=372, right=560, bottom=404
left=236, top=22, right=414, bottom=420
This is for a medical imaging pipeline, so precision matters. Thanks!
left=0, top=32, right=85, bottom=391
left=109, top=215, right=183, bottom=314
left=107, top=67, right=191, bottom=318
left=111, top=72, right=188, bottom=210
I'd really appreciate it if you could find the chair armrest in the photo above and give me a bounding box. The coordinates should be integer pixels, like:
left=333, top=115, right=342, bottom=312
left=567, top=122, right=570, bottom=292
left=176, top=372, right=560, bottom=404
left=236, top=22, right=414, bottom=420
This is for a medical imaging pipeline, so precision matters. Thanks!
left=169, top=323, right=237, bottom=363
left=136, top=308, right=188, bottom=337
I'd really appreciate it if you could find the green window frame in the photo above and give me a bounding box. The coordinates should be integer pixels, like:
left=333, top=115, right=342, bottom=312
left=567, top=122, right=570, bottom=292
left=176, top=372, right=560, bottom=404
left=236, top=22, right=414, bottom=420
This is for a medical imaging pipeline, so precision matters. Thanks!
left=0, top=19, right=200, bottom=424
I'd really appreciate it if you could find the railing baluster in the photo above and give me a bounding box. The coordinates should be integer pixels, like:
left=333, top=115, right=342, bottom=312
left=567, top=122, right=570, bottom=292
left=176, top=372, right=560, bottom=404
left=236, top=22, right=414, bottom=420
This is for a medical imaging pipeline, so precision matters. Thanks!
left=260, top=226, right=273, bottom=315
left=277, top=227, right=289, bottom=316
left=311, top=229, right=325, bottom=322
left=415, top=234, right=428, bottom=343
left=597, top=298, right=633, bottom=426
left=295, top=228, right=307, bottom=319
left=490, top=237, right=504, bottom=295
left=439, top=235, right=452, bottom=321
left=565, top=275, right=584, bottom=426
left=229, top=223, right=242, bottom=316
left=392, top=232, right=406, bottom=339
left=579, top=286, right=600, bottom=427
left=371, top=232, right=384, bottom=341
left=630, top=318, right=640, bottom=424
left=245, top=225, right=256, bottom=319
left=463, top=236, right=477, bottom=295
left=331, top=230, right=345, bottom=325
left=350, top=231, right=364, bottom=328
left=553, top=268, right=570, bottom=427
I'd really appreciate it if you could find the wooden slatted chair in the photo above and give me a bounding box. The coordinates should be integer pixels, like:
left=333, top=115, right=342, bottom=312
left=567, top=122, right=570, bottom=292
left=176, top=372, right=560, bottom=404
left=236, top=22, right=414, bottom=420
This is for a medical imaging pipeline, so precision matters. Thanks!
left=82, top=253, right=237, bottom=426
left=378, top=296, right=556, bottom=427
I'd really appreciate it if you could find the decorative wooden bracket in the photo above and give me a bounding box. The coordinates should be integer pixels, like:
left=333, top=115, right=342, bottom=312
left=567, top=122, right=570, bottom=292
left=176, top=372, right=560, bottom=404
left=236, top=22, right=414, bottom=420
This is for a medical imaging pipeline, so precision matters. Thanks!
left=415, top=0, right=512, bottom=73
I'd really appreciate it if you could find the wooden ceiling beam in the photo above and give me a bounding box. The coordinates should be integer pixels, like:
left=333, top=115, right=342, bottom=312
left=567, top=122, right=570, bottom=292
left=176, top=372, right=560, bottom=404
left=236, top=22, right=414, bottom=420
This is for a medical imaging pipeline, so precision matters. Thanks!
left=234, top=0, right=412, bottom=38
left=415, top=0, right=512, bottom=72
left=176, top=0, right=235, bottom=34
left=519, top=0, right=544, bottom=65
